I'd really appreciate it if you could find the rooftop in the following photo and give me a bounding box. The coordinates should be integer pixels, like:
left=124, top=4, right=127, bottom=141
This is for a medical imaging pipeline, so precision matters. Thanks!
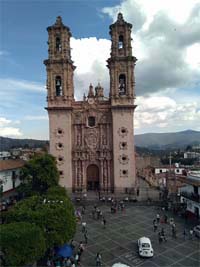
left=0, top=159, right=25, bottom=171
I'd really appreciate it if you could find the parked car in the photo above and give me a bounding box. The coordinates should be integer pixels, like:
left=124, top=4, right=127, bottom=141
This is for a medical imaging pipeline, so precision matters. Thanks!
left=193, top=225, right=200, bottom=238
left=138, top=237, right=154, bottom=257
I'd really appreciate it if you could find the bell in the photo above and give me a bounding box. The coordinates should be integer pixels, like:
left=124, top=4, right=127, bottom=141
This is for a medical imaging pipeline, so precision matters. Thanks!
left=56, top=80, right=61, bottom=86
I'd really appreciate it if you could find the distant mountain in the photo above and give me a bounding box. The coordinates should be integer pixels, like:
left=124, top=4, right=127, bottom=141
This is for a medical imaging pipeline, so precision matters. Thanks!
left=135, top=130, right=200, bottom=149
left=1, top=129, right=200, bottom=152
left=0, top=136, right=48, bottom=151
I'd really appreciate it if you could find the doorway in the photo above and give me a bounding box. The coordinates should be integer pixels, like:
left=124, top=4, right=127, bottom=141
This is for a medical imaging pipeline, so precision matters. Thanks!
left=87, top=164, right=99, bottom=190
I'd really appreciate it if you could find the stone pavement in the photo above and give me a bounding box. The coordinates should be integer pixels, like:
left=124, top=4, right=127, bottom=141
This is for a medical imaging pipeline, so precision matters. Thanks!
left=73, top=202, right=199, bottom=267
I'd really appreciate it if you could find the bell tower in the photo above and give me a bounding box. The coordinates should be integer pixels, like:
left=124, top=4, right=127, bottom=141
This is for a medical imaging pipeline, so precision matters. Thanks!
left=107, top=13, right=137, bottom=192
left=44, top=16, right=75, bottom=107
left=44, top=16, right=75, bottom=191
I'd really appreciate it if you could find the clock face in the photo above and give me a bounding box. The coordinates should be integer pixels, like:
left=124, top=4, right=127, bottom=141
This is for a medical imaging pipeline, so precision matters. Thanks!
left=88, top=98, right=95, bottom=104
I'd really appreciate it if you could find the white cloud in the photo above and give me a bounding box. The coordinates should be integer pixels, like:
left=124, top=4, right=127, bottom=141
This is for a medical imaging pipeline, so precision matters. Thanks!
left=186, top=43, right=200, bottom=69
left=0, top=117, right=22, bottom=137
left=24, top=115, right=48, bottom=121
left=134, top=96, right=200, bottom=132
left=0, top=50, right=10, bottom=57
left=102, top=0, right=200, bottom=95
left=0, top=78, right=45, bottom=93
left=0, top=117, right=11, bottom=127
left=0, top=127, right=22, bottom=137
left=71, top=37, right=110, bottom=99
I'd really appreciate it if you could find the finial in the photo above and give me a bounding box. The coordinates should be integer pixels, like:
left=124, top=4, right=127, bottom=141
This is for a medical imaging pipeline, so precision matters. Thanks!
left=88, top=84, right=94, bottom=97
left=117, top=12, right=124, bottom=21
left=55, top=16, right=63, bottom=25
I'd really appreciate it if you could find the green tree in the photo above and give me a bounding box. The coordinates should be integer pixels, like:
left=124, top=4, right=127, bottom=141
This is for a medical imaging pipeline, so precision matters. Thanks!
left=46, top=185, right=68, bottom=197
left=20, top=153, right=59, bottom=195
left=0, top=222, right=46, bottom=267
left=5, top=194, right=76, bottom=249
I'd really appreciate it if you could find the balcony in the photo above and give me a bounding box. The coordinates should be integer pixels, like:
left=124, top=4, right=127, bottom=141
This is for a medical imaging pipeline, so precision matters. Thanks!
left=180, top=191, right=200, bottom=202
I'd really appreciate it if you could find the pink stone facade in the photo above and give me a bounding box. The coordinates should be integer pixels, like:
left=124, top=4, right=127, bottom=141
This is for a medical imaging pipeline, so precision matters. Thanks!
left=44, top=13, right=137, bottom=193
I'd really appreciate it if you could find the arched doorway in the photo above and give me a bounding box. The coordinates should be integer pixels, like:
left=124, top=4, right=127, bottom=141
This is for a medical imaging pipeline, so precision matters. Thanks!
left=87, top=164, right=99, bottom=190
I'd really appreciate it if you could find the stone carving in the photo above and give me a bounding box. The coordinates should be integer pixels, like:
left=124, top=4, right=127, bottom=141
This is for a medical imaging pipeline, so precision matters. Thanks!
left=85, top=129, right=98, bottom=150
left=77, top=134, right=81, bottom=146
left=74, top=112, right=82, bottom=124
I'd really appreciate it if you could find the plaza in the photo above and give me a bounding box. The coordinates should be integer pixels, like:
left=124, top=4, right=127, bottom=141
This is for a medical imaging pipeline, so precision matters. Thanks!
left=73, top=201, right=199, bottom=267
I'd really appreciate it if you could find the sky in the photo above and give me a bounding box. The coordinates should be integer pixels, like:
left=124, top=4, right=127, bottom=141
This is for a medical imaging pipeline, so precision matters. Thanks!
left=0, top=0, right=200, bottom=140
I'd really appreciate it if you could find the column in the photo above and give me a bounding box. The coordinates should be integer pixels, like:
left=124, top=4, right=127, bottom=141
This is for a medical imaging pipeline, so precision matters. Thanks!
left=100, top=160, right=104, bottom=190
left=81, top=125, right=84, bottom=147
left=74, top=160, right=77, bottom=190
left=82, top=161, right=86, bottom=191
left=107, top=160, right=111, bottom=192
left=63, top=66, right=67, bottom=97
left=106, top=124, right=109, bottom=147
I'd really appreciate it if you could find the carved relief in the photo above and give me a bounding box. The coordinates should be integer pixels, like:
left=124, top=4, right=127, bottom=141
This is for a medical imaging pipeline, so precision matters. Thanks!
left=74, top=112, right=82, bottom=124
left=85, top=129, right=98, bottom=150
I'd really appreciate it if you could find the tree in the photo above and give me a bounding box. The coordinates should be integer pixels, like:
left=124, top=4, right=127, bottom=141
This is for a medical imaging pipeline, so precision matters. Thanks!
left=0, top=222, right=46, bottom=267
left=20, top=153, right=59, bottom=195
left=5, top=194, right=76, bottom=249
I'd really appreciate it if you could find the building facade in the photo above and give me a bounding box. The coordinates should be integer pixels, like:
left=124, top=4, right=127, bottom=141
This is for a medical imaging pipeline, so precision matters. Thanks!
left=44, top=13, right=137, bottom=193
left=179, top=171, right=200, bottom=220
left=0, top=159, right=24, bottom=195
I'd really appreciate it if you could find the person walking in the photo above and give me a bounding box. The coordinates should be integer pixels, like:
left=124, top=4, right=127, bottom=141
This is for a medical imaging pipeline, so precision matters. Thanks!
left=95, top=252, right=102, bottom=266
left=84, top=231, right=88, bottom=244
left=189, top=229, right=193, bottom=240
left=82, top=222, right=87, bottom=233
left=102, top=217, right=106, bottom=229
left=172, top=227, right=177, bottom=239
left=161, top=228, right=167, bottom=242
left=153, top=220, right=158, bottom=232
left=183, top=228, right=187, bottom=240
left=158, top=232, right=162, bottom=244
left=79, top=241, right=85, bottom=255
left=70, top=239, right=75, bottom=250
left=156, top=214, right=160, bottom=223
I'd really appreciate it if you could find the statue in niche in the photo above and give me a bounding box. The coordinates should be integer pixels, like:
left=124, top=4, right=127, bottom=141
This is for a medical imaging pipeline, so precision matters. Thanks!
left=77, top=134, right=81, bottom=146
left=119, top=78, right=126, bottom=95
left=102, top=135, right=107, bottom=146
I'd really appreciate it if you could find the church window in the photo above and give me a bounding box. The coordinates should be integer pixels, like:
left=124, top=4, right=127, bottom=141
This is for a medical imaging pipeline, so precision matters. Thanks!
left=119, top=154, right=129, bottom=164
left=58, top=156, right=63, bottom=162
left=119, top=74, right=126, bottom=95
left=55, top=76, right=62, bottom=96
left=57, top=142, right=63, bottom=149
left=88, top=116, right=95, bottom=127
left=120, top=142, right=127, bottom=149
left=120, top=169, right=128, bottom=177
left=56, top=37, right=62, bottom=52
left=59, top=170, right=63, bottom=176
left=57, top=128, right=63, bottom=135
left=122, top=156, right=127, bottom=161
left=118, top=35, right=124, bottom=49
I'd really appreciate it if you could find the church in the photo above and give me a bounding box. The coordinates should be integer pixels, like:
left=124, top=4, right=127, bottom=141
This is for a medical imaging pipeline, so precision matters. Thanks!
left=44, top=13, right=137, bottom=194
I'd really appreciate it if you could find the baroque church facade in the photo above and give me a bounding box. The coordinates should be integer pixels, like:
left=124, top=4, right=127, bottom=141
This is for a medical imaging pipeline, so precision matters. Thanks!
left=44, top=13, right=137, bottom=193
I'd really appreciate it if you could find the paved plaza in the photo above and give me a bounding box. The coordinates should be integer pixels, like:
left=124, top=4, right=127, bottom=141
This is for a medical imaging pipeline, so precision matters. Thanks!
left=73, top=202, right=199, bottom=267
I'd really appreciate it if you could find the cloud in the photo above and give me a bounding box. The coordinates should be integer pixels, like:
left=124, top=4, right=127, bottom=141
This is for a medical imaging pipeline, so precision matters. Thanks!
left=71, top=37, right=110, bottom=98
left=102, top=0, right=200, bottom=96
left=0, top=117, right=22, bottom=137
left=0, top=50, right=10, bottom=57
left=134, top=95, right=200, bottom=132
left=24, top=115, right=48, bottom=121
left=0, top=78, right=45, bottom=93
